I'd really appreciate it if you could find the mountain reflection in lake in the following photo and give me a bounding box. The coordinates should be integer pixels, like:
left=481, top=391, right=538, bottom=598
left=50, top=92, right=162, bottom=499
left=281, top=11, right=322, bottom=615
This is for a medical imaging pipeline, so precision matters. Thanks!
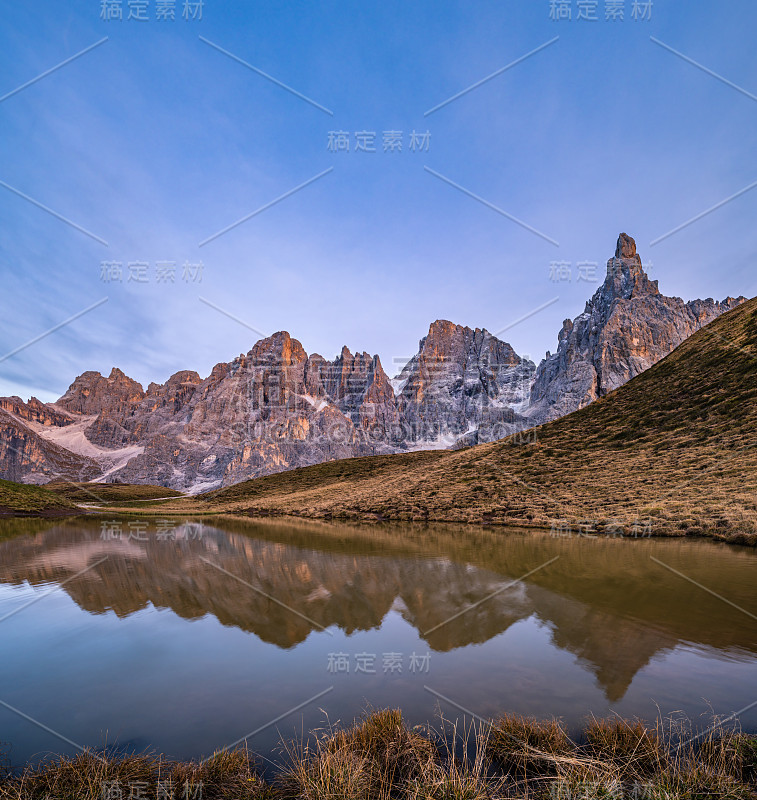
left=0, top=516, right=755, bottom=766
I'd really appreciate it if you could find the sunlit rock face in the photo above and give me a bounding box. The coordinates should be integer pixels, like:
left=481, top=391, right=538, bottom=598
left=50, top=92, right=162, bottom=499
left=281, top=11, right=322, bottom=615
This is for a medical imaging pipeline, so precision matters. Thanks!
left=527, top=233, right=745, bottom=424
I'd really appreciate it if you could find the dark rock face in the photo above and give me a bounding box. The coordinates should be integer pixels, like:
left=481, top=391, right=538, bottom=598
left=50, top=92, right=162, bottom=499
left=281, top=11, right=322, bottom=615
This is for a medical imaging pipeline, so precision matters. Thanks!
left=306, top=347, right=403, bottom=445
left=0, top=233, right=746, bottom=491
left=527, top=234, right=746, bottom=424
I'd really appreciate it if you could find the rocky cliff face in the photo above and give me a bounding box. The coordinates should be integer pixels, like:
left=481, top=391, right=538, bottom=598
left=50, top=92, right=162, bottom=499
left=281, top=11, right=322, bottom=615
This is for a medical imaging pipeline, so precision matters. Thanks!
left=58, top=368, right=146, bottom=416
left=527, top=233, right=745, bottom=424
left=396, top=320, right=535, bottom=447
left=0, top=233, right=746, bottom=491
left=0, top=406, right=102, bottom=484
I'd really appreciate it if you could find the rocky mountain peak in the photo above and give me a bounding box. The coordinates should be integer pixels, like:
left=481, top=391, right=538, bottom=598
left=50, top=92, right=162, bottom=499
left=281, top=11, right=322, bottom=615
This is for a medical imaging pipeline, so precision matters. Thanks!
left=428, top=319, right=460, bottom=335
left=166, top=370, right=202, bottom=387
left=104, top=367, right=143, bottom=392
left=600, top=232, right=659, bottom=302
left=250, top=331, right=307, bottom=366
left=528, top=233, right=745, bottom=424
left=142, top=370, right=202, bottom=415
left=615, top=232, right=636, bottom=259
left=396, top=321, right=534, bottom=447
left=58, top=368, right=144, bottom=416
left=423, top=320, right=470, bottom=351
left=420, top=320, right=523, bottom=368
left=558, top=318, right=574, bottom=343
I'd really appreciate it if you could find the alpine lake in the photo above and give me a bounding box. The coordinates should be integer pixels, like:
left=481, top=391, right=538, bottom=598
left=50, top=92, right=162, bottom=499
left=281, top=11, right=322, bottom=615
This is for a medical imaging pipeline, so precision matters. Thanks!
left=0, top=515, right=755, bottom=769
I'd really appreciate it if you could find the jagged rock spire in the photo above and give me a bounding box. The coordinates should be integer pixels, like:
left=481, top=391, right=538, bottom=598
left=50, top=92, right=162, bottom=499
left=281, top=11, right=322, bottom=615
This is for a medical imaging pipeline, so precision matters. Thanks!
left=602, top=232, right=659, bottom=301
left=528, top=232, right=745, bottom=424
left=615, top=232, right=636, bottom=259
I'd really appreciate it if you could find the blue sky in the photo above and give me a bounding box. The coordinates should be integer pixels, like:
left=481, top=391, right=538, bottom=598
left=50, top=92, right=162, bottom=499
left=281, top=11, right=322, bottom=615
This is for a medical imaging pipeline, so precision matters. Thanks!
left=1, top=0, right=756, bottom=402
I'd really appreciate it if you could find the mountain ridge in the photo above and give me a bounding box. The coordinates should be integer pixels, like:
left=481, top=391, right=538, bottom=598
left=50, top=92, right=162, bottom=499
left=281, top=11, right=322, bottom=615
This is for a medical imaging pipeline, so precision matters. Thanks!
left=0, top=233, right=746, bottom=492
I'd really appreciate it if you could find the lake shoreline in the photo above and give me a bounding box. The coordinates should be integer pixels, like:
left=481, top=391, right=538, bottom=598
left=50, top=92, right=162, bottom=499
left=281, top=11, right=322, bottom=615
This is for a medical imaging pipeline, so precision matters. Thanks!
left=5, top=503, right=755, bottom=548
left=0, top=506, right=90, bottom=519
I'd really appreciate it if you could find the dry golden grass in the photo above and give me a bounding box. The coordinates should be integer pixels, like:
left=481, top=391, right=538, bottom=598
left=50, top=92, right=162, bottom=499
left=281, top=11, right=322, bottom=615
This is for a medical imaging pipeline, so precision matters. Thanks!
left=0, top=747, right=275, bottom=800
left=584, top=717, right=666, bottom=779
left=279, top=709, right=437, bottom=800
left=486, top=715, right=575, bottom=777
left=2, top=711, right=755, bottom=799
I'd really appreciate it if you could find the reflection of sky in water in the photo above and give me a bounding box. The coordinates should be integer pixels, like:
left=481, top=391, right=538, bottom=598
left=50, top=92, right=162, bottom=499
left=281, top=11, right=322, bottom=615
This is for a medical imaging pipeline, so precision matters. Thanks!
left=0, top=518, right=755, bottom=768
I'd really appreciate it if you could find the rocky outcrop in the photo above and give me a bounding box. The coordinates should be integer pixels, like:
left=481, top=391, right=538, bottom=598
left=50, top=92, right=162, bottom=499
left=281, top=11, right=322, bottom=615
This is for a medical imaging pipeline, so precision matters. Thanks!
left=396, top=320, right=536, bottom=447
left=527, top=233, right=745, bottom=424
left=58, top=368, right=145, bottom=416
left=0, top=396, right=71, bottom=427
left=306, top=347, right=403, bottom=444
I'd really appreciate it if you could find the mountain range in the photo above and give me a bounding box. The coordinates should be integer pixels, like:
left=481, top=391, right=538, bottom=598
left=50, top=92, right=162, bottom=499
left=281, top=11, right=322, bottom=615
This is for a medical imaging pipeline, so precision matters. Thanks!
left=0, top=233, right=745, bottom=492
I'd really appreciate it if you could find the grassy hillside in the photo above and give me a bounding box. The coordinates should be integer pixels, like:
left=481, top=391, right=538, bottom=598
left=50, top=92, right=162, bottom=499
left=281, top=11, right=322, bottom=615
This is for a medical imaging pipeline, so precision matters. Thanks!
left=107, top=298, right=757, bottom=543
left=45, top=482, right=184, bottom=502
left=0, top=479, right=78, bottom=515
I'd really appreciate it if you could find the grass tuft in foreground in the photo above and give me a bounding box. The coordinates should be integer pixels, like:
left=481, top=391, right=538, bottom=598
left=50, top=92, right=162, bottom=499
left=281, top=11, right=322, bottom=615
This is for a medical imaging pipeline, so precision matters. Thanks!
left=1, top=711, right=755, bottom=799
left=0, top=748, right=275, bottom=800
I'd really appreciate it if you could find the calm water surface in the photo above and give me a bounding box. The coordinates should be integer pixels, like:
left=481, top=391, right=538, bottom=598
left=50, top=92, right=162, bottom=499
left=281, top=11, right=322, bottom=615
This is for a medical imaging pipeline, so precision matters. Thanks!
left=0, top=516, right=755, bottom=767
